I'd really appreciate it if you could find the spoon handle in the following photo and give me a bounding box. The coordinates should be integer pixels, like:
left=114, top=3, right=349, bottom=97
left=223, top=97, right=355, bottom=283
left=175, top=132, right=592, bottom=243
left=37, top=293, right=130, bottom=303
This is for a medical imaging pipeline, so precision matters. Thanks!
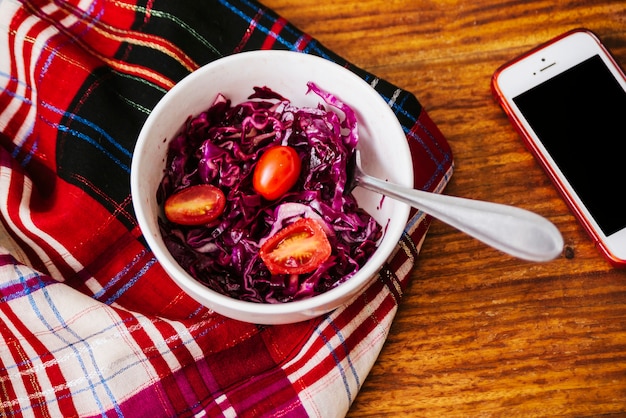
left=357, top=172, right=564, bottom=262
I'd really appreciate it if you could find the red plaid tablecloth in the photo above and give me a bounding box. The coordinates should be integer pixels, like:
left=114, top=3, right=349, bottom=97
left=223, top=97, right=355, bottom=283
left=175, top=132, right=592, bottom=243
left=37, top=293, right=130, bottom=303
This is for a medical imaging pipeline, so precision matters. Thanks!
left=0, top=0, right=453, bottom=416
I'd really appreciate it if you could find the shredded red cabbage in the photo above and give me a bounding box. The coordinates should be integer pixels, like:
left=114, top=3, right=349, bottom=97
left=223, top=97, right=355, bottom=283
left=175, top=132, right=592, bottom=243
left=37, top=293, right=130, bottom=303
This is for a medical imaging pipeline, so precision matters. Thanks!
left=157, top=82, right=382, bottom=303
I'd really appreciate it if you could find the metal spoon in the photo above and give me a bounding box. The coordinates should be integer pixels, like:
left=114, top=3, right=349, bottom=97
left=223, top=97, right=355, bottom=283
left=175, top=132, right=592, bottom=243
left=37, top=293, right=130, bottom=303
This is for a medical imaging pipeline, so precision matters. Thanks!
left=350, top=151, right=564, bottom=262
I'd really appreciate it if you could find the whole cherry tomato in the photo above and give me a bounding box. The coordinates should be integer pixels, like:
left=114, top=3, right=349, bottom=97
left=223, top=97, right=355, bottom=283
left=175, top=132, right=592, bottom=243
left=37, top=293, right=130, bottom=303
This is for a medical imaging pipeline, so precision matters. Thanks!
left=253, top=145, right=302, bottom=200
left=260, top=218, right=332, bottom=275
left=164, top=184, right=226, bottom=225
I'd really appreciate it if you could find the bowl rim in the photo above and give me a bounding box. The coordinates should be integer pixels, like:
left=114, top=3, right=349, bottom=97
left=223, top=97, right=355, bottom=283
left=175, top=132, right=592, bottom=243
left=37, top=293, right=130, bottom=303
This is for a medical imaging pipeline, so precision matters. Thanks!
left=131, top=50, right=413, bottom=322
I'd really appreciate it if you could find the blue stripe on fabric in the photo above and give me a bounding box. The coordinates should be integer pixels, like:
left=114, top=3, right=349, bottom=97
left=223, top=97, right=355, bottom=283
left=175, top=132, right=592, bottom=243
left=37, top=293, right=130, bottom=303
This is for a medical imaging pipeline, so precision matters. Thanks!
left=104, top=257, right=158, bottom=305
left=395, top=89, right=410, bottom=109
left=373, top=89, right=452, bottom=190
left=16, top=131, right=36, bottom=167
left=402, top=161, right=454, bottom=234
left=186, top=304, right=205, bottom=319
left=325, top=316, right=361, bottom=388
left=0, top=71, right=132, bottom=172
left=16, top=266, right=123, bottom=417
left=0, top=71, right=37, bottom=167
left=404, top=211, right=425, bottom=234
left=0, top=275, right=49, bottom=303
left=42, top=101, right=133, bottom=159
left=38, top=1, right=103, bottom=82
left=40, top=38, right=59, bottom=81
left=299, top=38, right=328, bottom=57
left=217, top=0, right=333, bottom=60
left=93, top=249, right=149, bottom=300
left=53, top=122, right=130, bottom=173
left=314, top=316, right=356, bottom=404
left=404, top=124, right=449, bottom=191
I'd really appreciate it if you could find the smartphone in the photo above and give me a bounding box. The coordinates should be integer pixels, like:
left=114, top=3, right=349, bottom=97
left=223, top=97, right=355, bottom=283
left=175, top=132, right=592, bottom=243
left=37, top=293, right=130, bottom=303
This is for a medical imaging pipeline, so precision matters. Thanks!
left=492, top=28, right=626, bottom=267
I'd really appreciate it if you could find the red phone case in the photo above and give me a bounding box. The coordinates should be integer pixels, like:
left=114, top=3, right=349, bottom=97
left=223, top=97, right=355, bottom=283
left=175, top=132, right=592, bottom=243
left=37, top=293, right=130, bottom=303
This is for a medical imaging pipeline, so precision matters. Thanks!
left=491, top=28, right=626, bottom=267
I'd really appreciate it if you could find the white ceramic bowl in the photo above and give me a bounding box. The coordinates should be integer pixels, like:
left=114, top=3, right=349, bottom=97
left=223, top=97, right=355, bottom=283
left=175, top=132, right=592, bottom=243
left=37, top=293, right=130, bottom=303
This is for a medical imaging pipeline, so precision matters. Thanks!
left=131, top=50, right=413, bottom=324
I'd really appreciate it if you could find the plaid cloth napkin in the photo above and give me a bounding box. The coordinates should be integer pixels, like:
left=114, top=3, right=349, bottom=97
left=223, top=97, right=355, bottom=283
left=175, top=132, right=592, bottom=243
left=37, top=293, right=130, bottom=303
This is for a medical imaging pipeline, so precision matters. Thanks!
left=0, top=0, right=453, bottom=416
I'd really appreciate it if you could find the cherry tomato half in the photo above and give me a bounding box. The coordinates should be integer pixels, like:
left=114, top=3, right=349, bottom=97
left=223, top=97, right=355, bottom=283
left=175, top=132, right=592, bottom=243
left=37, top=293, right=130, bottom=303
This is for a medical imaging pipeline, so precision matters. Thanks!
left=260, top=218, right=332, bottom=275
left=164, top=184, right=226, bottom=226
left=253, top=145, right=302, bottom=200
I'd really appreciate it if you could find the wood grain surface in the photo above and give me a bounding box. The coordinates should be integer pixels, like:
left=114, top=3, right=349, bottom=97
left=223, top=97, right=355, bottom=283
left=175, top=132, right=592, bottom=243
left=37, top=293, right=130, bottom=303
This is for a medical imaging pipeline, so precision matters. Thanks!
left=261, top=0, right=626, bottom=416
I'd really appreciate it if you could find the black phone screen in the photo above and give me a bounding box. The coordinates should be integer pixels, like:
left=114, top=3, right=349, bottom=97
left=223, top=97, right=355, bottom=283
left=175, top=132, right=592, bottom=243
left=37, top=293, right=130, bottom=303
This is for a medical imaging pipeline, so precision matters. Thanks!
left=513, top=54, right=626, bottom=236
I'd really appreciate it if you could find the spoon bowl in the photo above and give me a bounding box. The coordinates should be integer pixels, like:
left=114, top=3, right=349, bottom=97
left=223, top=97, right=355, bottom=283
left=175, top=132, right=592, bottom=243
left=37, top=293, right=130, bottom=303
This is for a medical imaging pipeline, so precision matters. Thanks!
left=349, top=150, right=564, bottom=262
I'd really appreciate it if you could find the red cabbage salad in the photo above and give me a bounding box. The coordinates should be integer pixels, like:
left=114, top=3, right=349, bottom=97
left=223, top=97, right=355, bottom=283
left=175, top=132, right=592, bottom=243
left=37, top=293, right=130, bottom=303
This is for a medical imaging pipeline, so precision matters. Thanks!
left=157, top=82, right=383, bottom=303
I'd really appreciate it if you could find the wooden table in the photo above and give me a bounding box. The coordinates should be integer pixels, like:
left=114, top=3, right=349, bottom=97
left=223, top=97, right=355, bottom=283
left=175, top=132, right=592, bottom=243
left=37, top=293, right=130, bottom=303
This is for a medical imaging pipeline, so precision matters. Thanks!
left=262, top=0, right=626, bottom=415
